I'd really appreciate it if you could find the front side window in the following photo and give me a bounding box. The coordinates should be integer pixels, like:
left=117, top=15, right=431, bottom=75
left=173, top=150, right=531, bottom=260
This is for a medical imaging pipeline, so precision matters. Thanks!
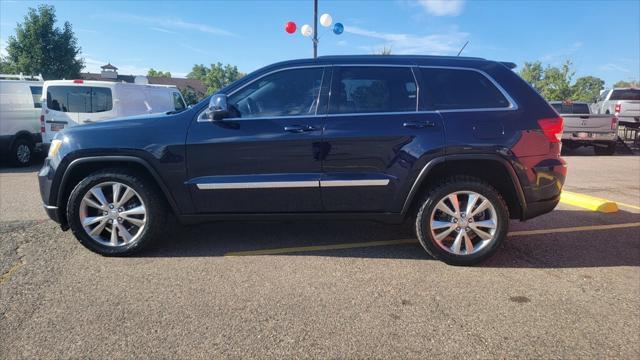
left=173, top=92, right=186, bottom=111
left=419, top=68, right=511, bottom=110
left=330, top=66, right=417, bottom=114
left=227, top=67, right=324, bottom=118
left=29, top=86, right=42, bottom=108
left=46, top=86, right=113, bottom=113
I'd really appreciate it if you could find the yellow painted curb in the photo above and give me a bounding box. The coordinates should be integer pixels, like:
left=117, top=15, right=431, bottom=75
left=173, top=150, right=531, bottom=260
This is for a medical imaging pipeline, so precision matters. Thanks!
left=560, top=191, right=618, bottom=213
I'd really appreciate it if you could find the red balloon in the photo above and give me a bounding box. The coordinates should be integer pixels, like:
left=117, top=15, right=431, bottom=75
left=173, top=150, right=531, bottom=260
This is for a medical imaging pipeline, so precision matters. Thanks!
left=285, top=21, right=296, bottom=34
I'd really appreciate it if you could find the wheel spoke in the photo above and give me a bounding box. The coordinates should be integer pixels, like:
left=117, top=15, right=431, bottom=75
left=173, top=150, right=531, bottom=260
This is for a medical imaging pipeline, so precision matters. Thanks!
left=116, top=223, right=133, bottom=243
left=116, top=187, right=135, bottom=207
left=450, top=230, right=463, bottom=254
left=122, top=215, right=144, bottom=226
left=90, top=187, right=109, bottom=208
left=110, top=222, right=118, bottom=245
left=473, top=219, right=496, bottom=229
left=469, top=224, right=493, bottom=240
left=469, top=199, right=490, bottom=217
left=82, top=197, right=104, bottom=210
left=435, top=226, right=456, bottom=241
left=83, top=215, right=107, bottom=226
left=89, top=219, right=108, bottom=236
left=432, top=220, right=454, bottom=230
left=436, top=202, right=457, bottom=218
left=465, top=194, right=479, bottom=215
left=447, top=194, right=461, bottom=216
left=112, top=183, right=122, bottom=204
left=121, top=205, right=145, bottom=217
left=463, top=231, right=474, bottom=253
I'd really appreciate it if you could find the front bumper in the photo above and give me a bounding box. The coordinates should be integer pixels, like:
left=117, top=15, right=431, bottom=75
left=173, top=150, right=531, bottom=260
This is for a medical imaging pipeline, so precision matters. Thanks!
left=38, top=158, right=64, bottom=226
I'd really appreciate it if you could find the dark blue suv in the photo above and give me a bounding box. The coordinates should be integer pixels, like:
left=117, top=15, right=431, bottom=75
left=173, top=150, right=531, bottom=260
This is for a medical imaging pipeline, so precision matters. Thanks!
left=38, top=55, right=566, bottom=265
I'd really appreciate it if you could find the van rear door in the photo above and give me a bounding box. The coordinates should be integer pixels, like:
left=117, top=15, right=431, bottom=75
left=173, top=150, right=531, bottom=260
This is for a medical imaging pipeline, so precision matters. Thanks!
left=42, top=85, right=80, bottom=143
left=75, top=86, right=115, bottom=124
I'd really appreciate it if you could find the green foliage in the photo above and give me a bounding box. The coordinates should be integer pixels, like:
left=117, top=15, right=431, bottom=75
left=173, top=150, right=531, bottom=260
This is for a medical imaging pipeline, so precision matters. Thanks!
left=571, top=76, right=605, bottom=102
left=519, top=60, right=604, bottom=102
left=4, top=5, right=83, bottom=79
left=613, top=80, right=640, bottom=88
left=187, top=62, right=245, bottom=94
left=147, top=68, right=171, bottom=78
left=179, top=85, right=200, bottom=105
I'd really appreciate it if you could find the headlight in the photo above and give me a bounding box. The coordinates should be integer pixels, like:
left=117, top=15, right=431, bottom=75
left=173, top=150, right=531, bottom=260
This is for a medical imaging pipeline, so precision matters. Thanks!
left=48, top=139, right=63, bottom=157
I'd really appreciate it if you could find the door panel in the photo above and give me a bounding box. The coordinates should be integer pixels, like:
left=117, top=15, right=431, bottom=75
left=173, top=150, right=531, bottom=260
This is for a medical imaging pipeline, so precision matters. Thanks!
left=321, top=66, right=445, bottom=212
left=186, top=66, right=329, bottom=213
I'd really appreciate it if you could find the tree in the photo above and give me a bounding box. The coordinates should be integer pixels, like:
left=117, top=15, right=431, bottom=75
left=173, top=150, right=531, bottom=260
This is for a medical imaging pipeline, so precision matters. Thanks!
left=613, top=80, right=640, bottom=88
left=179, top=85, right=200, bottom=105
left=375, top=46, right=392, bottom=55
left=539, top=60, right=574, bottom=101
left=187, top=62, right=244, bottom=94
left=571, top=76, right=605, bottom=102
left=4, top=5, right=83, bottom=79
left=519, top=61, right=544, bottom=92
left=147, top=68, right=171, bottom=78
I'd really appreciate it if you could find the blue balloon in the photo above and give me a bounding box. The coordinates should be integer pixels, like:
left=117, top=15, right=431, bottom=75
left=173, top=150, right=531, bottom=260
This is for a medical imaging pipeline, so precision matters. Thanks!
left=333, top=22, right=344, bottom=35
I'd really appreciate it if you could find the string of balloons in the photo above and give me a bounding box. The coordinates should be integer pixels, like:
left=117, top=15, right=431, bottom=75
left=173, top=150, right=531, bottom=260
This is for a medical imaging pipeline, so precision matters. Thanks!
left=285, top=13, right=344, bottom=37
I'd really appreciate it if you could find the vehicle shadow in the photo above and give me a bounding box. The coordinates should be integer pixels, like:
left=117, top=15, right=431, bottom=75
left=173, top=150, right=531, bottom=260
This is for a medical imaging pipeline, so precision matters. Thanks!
left=141, top=208, right=640, bottom=269
left=0, top=160, right=44, bottom=172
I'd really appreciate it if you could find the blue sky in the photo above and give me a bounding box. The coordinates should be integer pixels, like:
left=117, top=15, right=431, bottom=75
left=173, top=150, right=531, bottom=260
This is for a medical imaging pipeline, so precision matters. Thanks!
left=1, top=0, right=638, bottom=86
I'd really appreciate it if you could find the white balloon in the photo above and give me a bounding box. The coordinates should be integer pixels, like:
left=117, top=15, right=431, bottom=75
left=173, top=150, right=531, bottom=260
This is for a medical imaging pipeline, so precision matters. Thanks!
left=320, top=13, right=332, bottom=27
left=301, top=24, right=313, bottom=37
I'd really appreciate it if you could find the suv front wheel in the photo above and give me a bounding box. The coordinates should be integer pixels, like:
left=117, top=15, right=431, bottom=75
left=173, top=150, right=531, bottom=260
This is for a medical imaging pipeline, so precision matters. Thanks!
left=67, top=169, right=166, bottom=256
left=415, top=176, right=509, bottom=266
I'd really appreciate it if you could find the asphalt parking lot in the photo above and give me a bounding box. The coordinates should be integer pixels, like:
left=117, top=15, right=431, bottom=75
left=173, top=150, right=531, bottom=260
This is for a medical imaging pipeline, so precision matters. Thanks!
left=1, top=151, right=639, bottom=358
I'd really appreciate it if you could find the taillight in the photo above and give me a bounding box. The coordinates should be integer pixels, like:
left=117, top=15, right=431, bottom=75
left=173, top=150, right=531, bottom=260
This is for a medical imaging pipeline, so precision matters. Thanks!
left=73, top=79, right=83, bottom=84
left=537, top=117, right=564, bottom=143
left=614, top=103, right=621, bottom=113
left=40, top=115, right=45, bottom=133
left=611, top=117, right=618, bottom=130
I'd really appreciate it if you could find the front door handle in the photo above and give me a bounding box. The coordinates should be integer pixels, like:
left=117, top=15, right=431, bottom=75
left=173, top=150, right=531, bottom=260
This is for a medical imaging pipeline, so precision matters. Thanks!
left=284, top=125, right=318, bottom=133
left=403, top=120, right=436, bottom=129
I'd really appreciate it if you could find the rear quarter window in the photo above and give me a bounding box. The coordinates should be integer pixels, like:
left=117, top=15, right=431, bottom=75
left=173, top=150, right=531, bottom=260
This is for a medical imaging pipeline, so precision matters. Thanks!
left=419, top=68, right=511, bottom=110
left=29, top=86, right=42, bottom=108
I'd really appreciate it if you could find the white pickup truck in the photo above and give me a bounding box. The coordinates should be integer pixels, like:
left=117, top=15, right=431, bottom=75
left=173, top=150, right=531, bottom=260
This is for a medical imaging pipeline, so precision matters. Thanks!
left=592, top=88, right=640, bottom=127
left=550, top=101, right=619, bottom=155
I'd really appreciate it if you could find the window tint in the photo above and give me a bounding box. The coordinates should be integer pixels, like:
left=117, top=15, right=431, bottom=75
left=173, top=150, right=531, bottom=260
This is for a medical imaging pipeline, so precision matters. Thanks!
left=173, top=92, right=186, bottom=111
left=419, top=68, right=510, bottom=110
left=228, top=67, right=324, bottom=118
left=330, top=66, right=417, bottom=114
left=46, top=86, right=113, bottom=113
left=551, top=103, right=590, bottom=114
left=610, top=89, right=640, bottom=101
left=29, top=86, right=42, bottom=108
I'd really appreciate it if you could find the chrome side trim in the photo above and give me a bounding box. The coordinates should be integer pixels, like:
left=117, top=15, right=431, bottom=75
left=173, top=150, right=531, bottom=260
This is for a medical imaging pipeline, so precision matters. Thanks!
left=43, top=204, right=58, bottom=210
left=197, top=181, right=319, bottom=190
left=321, top=179, right=390, bottom=187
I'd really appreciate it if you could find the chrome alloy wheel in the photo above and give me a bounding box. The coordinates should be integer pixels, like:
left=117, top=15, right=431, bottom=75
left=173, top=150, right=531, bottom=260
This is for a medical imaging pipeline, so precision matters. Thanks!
left=16, top=143, right=31, bottom=163
left=79, top=181, right=147, bottom=247
left=429, top=191, right=498, bottom=255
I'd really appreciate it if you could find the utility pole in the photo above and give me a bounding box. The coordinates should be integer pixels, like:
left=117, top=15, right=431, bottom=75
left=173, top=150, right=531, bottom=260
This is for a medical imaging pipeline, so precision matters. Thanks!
left=313, top=0, right=318, bottom=58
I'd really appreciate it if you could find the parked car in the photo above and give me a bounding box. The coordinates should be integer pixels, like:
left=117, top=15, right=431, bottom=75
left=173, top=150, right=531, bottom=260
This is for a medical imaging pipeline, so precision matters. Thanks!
left=41, top=80, right=187, bottom=149
left=550, top=100, right=618, bottom=155
left=592, top=88, right=640, bottom=127
left=0, top=74, right=43, bottom=166
left=38, top=55, right=567, bottom=265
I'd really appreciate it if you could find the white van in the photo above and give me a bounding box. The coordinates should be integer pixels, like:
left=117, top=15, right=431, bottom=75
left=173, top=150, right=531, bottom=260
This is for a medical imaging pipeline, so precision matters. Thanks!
left=41, top=80, right=187, bottom=145
left=0, top=74, right=44, bottom=166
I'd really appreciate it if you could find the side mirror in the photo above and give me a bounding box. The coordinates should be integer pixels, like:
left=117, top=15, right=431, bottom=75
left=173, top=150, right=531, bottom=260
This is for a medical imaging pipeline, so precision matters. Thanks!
left=209, top=94, right=228, bottom=120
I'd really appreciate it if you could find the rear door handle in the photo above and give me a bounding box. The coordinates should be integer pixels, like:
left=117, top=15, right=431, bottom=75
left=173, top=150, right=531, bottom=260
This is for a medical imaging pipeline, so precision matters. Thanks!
left=284, top=125, right=318, bottom=133
left=403, top=120, right=436, bottom=129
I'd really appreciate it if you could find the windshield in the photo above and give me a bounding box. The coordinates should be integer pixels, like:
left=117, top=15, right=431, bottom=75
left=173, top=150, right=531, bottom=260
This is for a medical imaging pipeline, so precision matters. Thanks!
left=610, top=89, right=640, bottom=101
left=551, top=103, right=590, bottom=114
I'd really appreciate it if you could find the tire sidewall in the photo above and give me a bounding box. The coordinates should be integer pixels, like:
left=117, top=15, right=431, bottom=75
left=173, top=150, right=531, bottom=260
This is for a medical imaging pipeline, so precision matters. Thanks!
left=415, top=180, right=509, bottom=266
left=12, top=138, right=33, bottom=167
left=67, top=171, right=163, bottom=256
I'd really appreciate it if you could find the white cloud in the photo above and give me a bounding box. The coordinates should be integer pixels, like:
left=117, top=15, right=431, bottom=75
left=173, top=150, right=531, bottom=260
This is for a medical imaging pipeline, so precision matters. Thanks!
left=417, top=0, right=465, bottom=16
left=345, top=25, right=469, bottom=55
left=600, top=63, right=631, bottom=73
left=541, top=41, right=583, bottom=62
left=104, top=13, right=235, bottom=36
left=149, top=27, right=177, bottom=34
left=179, top=43, right=210, bottom=55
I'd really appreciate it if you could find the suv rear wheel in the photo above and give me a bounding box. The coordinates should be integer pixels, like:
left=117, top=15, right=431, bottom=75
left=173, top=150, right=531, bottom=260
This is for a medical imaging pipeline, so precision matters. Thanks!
left=67, top=169, right=166, bottom=256
left=415, top=176, right=509, bottom=266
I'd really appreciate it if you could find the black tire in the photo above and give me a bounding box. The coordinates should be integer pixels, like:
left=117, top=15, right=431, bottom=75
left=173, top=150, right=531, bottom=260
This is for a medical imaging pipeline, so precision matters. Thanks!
left=10, top=138, right=33, bottom=167
left=594, top=143, right=616, bottom=155
left=414, top=176, right=509, bottom=266
left=67, top=168, right=167, bottom=256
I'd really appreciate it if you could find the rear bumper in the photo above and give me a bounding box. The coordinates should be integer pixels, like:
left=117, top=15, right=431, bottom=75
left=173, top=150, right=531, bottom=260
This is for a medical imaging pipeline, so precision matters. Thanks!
left=562, top=131, right=616, bottom=142
left=522, top=195, right=560, bottom=220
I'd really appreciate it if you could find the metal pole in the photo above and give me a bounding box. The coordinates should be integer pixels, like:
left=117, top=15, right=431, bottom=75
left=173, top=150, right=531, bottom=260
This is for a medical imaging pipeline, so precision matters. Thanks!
left=313, top=0, right=318, bottom=58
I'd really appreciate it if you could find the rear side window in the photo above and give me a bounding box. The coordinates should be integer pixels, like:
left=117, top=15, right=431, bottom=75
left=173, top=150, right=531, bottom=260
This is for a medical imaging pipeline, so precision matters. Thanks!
left=29, top=86, right=42, bottom=108
left=419, top=68, right=510, bottom=110
left=610, top=89, right=640, bottom=101
left=330, top=66, right=417, bottom=114
left=46, top=86, right=113, bottom=113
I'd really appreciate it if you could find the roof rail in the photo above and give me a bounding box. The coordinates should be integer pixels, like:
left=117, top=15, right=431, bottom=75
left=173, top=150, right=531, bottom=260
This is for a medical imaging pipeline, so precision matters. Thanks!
left=0, top=73, right=44, bottom=81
